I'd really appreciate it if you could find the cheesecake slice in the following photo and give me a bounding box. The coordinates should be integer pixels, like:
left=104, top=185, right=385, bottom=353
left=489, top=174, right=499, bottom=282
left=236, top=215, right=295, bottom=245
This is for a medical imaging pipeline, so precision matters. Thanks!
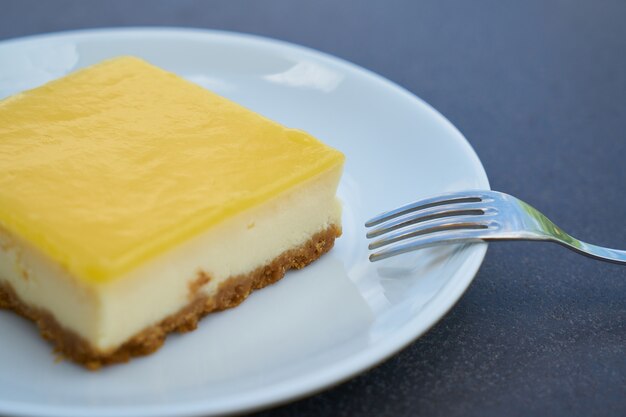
left=0, top=56, right=344, bottom=369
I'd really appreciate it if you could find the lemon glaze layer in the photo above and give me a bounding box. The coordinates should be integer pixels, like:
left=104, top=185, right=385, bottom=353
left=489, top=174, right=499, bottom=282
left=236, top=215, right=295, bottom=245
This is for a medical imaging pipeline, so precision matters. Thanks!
left=0, top=56, right=345, bottom=284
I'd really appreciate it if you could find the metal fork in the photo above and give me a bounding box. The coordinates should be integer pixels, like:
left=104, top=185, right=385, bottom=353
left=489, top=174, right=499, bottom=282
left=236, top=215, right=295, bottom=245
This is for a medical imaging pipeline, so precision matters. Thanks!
left=365, top=190, right=626, bottom=264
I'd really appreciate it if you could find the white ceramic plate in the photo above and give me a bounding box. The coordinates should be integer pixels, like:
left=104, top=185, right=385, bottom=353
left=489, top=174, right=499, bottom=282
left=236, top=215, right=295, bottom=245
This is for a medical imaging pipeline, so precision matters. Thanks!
left=0, top=28, right=489, bottom=417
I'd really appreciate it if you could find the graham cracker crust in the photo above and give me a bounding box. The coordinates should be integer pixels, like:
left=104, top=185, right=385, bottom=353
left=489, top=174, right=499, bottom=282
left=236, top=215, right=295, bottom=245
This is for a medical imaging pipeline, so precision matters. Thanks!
left=0, top=225, right=341, bottom=370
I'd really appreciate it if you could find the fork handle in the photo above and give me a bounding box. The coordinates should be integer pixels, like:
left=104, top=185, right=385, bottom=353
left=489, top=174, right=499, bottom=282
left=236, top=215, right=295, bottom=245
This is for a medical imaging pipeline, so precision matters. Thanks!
left=551, top=238, right=626, bottom=265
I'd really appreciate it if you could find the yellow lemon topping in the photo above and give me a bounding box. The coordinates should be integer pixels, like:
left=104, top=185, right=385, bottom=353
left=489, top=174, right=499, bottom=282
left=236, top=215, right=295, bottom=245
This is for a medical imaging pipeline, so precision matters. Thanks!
left=0, top=57, right=344, bottom=284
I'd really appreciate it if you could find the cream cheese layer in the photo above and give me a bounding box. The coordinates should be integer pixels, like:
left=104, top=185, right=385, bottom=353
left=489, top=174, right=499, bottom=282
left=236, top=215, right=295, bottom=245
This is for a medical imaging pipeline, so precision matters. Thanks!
left=0, top=167, right=342, bottom=351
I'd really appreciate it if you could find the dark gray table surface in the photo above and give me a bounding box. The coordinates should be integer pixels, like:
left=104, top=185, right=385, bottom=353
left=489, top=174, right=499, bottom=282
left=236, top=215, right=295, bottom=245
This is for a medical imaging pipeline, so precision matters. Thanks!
left=1, top=1, right=624, bottom=416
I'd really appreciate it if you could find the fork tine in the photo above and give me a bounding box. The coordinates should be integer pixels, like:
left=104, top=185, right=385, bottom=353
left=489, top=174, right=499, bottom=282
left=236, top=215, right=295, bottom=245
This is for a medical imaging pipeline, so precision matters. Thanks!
left=369, top=228, right=490, bottom=262
left=366, top=201, right=490, bottom=238
left=368, top=215, right=493, bottom=250
left=365, top=190, right=492, bottom=228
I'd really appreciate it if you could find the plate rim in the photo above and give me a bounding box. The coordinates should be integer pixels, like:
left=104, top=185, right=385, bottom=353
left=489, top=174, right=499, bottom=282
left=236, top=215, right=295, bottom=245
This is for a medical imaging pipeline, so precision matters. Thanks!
left=0, top=26, right=490, bottom=417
